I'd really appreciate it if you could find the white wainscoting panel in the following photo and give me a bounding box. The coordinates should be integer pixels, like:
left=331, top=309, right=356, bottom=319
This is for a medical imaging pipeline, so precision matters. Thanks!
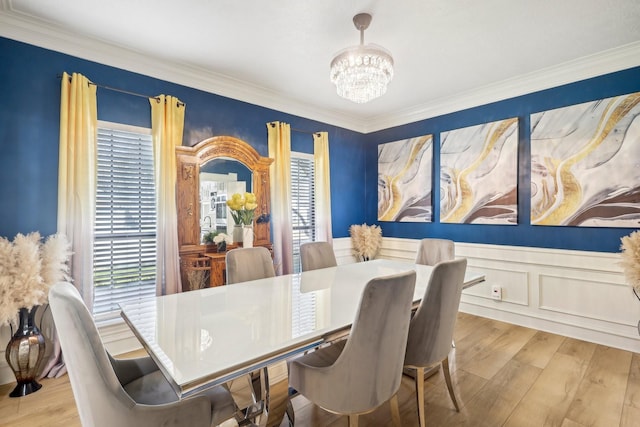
left=373, top=237, right=640, bottom=353
left=538, top=273, right=637, bottom=326
left=462, top=266, right=529, bottom=306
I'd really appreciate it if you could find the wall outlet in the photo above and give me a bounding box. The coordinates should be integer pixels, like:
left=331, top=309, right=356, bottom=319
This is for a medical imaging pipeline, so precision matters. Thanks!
left=491, top=285, right=502, bottom=300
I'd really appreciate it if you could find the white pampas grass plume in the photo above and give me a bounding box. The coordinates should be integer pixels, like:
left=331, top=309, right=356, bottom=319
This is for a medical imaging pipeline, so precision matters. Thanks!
left=0, top=236, right=20, bottom=326
left=349, top=223, right=383, bottom=261
left=41, top=233, right=72, bottom=289
left=620, top=230, right=640, bottom=296
left=12, top=232, right=44, bottom=311
left=0, top=232, right=72, bottom=326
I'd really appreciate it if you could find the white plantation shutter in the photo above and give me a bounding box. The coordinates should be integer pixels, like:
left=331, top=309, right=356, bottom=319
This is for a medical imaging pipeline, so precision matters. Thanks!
left=93, top=122, right=157, bottom=321
left=291, top=152, right=316, bottom=273
left=290, top=152, right=318, bottom=337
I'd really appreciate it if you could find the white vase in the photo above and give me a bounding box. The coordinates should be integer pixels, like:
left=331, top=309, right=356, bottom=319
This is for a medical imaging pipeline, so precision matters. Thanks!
left=233, top=225, right=243, bottom=243
left=242, top=225, right=253, bottom=248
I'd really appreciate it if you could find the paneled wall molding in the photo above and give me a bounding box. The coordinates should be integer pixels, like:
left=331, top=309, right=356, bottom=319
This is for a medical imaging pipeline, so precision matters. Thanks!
left=374, top=237, right=640, bottom=353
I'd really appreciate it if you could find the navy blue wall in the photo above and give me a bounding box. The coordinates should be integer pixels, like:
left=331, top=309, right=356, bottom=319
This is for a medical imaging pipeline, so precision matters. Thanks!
left=366, top=67, right=640, bottom=252
left=0, top=37, right=366, bottom=240
left=1, top=36, right=638, bottom=252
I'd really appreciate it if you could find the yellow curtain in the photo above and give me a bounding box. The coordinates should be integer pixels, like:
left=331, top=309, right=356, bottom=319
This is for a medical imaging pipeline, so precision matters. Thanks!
left=57, top=71, right=97, bottom=308
left=313, top=132, right=333, bottom=244
left=150, top=95, right=184, bottom=295
left=267, top=121, right=293, bottom=275
left=46, top=72, right=97, bottom=379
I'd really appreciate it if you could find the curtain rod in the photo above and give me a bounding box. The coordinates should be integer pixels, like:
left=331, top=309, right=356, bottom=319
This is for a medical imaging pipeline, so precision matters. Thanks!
left=292, top=127, right=321, bottom=136
left=57, top=74, right=185, bottom=107
left=268, top=122, right=321, bottom=136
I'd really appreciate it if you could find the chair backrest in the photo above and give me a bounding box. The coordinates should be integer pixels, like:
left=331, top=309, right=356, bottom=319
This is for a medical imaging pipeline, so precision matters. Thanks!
left=48, top=283, right=145, bottom=426
left=225, top=246, right=275, bottom=284
left=300, top=241, right=337, bottom=271
left=329, top=270, right=416, bottom=414
left=49, top=283, right=213, bottom=427
left=404, top=258, right=467, bottom=367
left=415, top=238, right=455, bottom=266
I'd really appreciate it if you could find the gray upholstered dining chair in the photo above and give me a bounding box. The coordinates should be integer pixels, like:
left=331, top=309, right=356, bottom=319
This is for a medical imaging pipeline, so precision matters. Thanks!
left=415, top=238, right=455, bottom=266
left=404, top=258, right=468, bottom=427
left=415, top=237, right=457, bottom=349
left=224, top=246, right=278, bottom=422
left=289, top=270, right=417, bottom=427
left=300, top=241, right=337, bottom=271
left=225, top=246, right=275, bottom=284
left=48, top=282, right=236, bottom=427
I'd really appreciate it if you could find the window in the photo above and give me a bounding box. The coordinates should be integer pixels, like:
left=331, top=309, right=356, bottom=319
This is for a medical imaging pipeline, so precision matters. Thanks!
left=93, top=122, right=157, bottom=321
left=291, top=152, right=316, bottom=273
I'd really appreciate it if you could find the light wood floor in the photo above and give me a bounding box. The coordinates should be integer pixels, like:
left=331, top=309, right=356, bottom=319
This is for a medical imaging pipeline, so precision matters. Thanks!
left=1, top=313, right=639, bottom=426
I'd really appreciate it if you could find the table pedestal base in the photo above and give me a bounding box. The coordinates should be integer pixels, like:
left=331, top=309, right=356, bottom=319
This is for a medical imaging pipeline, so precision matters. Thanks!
left=230, top=361, right=290, bottom=427
left=257, top=361, right=290, bottom=427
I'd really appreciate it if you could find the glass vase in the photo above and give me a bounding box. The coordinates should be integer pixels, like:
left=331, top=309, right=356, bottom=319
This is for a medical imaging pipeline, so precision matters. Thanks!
left=5, top=307, right=46, bottom=397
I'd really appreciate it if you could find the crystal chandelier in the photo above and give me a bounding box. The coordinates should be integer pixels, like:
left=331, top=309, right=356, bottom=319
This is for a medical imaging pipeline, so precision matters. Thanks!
left=330, top=13, right=394, bottom=104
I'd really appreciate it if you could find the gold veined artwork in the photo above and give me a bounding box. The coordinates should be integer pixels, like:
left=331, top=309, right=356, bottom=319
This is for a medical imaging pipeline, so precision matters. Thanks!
left=531, top=92, right=640, bottom=227
left=378, top=135, right=433, bottom=222
left=440, top=118, right=519, bottom=224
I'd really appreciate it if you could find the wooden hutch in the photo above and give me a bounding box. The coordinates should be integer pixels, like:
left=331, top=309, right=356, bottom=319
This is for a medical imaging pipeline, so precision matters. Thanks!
left=175, top=136, right=273, bottom=290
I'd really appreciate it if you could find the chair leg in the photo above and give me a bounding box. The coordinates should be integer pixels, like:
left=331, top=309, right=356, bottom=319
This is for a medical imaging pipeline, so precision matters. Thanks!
left=286, top=399, right=295, bottom=426
left=442, top=357, right=459, bottom=411
left=348, top=414, right=359, bottom=427
left=390, top=394, right=401, bottom=427
left=414, top=367, right=426, bottom=427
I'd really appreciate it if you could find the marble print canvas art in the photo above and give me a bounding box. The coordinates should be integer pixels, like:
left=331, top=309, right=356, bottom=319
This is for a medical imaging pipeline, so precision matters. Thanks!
left=530, top=92, right=640, bottom=227
left=440, top=118, right=519, bottom=224
left=378, top=134, right=433, bottom=222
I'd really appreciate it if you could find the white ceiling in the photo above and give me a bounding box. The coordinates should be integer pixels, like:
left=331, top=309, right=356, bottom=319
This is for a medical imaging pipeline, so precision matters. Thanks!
left=1, top=0, right=640, bottom=133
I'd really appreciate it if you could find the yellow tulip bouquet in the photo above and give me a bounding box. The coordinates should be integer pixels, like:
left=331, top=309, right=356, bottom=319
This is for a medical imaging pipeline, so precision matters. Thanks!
left=226, top=192, right=258, bottom=226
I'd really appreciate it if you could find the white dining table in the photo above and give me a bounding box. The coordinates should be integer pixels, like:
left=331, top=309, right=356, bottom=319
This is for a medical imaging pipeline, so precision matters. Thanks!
left=120, top=259, right=484, bottom=426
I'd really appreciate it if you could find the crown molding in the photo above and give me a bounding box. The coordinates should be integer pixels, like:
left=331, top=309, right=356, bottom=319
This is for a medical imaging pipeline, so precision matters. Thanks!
left=0, top=2, right=369, bottom=132
left=1, top=2, right=639, bottom=134
left=362, top=41, right=640, bottom=133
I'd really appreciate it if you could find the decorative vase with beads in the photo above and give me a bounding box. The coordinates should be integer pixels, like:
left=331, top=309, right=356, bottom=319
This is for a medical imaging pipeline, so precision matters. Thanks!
left=5, top=307, right=45, bottom=397
left=0, top=232, right=71, bottom=397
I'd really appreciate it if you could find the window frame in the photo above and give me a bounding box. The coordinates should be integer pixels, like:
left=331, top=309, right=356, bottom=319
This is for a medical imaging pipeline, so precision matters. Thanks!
left=93, top=120, right=157, bottom=324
